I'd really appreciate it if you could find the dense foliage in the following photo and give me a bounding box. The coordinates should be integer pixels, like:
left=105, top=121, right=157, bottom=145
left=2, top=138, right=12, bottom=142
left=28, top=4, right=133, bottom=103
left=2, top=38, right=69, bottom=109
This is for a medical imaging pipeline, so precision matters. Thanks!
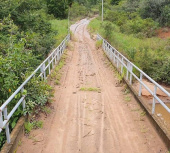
left=0, top=0, right=71, bottom=149
left=88, top=0, right=170, bottom=84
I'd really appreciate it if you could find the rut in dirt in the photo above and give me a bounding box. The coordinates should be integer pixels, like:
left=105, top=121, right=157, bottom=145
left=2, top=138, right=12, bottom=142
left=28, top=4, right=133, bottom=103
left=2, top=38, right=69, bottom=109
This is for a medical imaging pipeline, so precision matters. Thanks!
left=17, top=19, right=168, bottom=153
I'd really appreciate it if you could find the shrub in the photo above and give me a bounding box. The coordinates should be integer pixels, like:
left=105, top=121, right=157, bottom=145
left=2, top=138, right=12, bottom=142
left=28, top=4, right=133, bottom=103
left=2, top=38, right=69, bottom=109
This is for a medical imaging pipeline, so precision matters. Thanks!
left=139, top=0, right=170, bottom=26
left=101, top=21, right=113, bottom=40
left=96, top=40, right=103, bottom=49
left=121, top=16, right=158, bottom=38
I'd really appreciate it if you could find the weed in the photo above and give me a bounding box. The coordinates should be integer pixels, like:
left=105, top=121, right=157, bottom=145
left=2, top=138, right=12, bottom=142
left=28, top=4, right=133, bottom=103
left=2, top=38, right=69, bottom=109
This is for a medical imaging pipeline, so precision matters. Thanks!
left=32, top=121, right=43, bottom=129
left=124, top=96, right=131, bottom=102
left=141, top=128, right=148, bottom=133
left=68, top=42, right=74, bottom=51
left=80, top=87, right=101, bottom=92
left=55, top=79, right=60, bottom=85
left=140, top=111, right=146, bottom=116
left=131, top=108, right=140, bottom=112
left=116, top=71, right=125, bottom=84
left=95, top=40, right=103, bottom=49
left=24, top=122, right=33, bottom=134
left=24, top=120, right=43, bottom=134
left=124, top=88, right=130, bottom=95
left=18, top=140, right=22, bottom=146
left=42, top=106, right=51, bottom=114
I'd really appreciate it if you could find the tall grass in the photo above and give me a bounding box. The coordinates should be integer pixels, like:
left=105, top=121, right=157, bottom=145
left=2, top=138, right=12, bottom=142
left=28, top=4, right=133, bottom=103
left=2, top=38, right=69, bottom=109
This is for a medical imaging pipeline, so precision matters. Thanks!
left=88, top=18, right=170, bottom=84
left=50, top=19, right=68, bottom=46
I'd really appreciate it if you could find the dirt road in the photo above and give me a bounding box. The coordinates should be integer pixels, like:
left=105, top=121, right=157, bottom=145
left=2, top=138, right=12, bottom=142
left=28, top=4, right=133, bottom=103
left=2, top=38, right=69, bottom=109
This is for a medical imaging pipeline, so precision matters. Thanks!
left=17, top=19, right=168, bottom=153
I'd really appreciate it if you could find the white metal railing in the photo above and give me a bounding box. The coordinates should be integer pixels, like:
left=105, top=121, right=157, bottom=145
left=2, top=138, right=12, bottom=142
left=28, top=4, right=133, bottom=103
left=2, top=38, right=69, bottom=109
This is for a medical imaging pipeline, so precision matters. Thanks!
left=0, top=34, right=70, bottom=143
left=97, top=34, right=170, bottom=114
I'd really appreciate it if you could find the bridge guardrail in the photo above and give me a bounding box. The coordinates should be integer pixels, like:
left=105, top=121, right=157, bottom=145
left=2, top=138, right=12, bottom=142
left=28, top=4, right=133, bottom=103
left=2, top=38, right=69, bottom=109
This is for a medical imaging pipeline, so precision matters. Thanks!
left=0, top=34, right=70, bottom=143
left=97, top=33, right=170, bottom=114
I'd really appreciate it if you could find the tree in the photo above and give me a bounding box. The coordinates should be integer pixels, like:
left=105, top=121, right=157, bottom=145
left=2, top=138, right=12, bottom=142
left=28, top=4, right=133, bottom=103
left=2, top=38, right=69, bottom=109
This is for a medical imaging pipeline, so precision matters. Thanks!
left=46, top=0, right=74, bottom=19
left=139, top=0, right=170, bottom=26
left=110, top=0, right=121, bottom=5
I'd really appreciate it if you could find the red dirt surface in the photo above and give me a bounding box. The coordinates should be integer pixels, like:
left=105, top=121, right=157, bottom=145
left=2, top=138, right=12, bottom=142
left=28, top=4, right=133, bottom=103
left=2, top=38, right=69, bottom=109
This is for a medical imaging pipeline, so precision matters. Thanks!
left=16, top=19, right=168, bottom=153
left=157, top=28, right=170, bottom=39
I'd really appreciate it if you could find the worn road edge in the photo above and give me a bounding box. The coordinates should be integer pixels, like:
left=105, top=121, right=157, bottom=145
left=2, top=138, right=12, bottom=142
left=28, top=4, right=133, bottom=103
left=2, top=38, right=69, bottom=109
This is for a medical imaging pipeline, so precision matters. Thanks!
left=106, top=52, right=170, bottom=150
left=0, top=117, right=26, bottom=153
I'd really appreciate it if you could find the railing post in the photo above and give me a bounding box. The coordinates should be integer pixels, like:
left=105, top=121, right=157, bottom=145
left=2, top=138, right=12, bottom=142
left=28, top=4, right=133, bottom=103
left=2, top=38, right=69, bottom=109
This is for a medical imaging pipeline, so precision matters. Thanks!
left=126, top=62, right=129, bottom=80
left=121, top=57, right=123, bottom=74
left=129, top=64, right=133, bottom=85
left=109, top=46, right=111, bottom=58
left=4, top=107, right=7, bottom=120
left=55, top=50, right=57, bottom=65
left=57, top=48, right=59, bottom=61
left=114, top=50, right=116, bottom=63
left=21, top=88, right=26, bottom=110
left=52, top=54, right=54, bottom=69
left=0, top=111, right=3, bottom=129
left=58, top=47, right=61, bottom=60
left=3, top=107, right=10, bottom=143
left=117, top=54, right=119, bottom=68
left=5, top=123, right=10, bottom=143
left=138, top=73, right=143, bottom=96
left=40, top=64, right=45, bottom=80
left=48, top=58, right=51, bottom=75
left=112, top=48, right=114, bottom=62
left=152, top=85, right=157, bottom=114
left=105, top=41, right=106, bottom=52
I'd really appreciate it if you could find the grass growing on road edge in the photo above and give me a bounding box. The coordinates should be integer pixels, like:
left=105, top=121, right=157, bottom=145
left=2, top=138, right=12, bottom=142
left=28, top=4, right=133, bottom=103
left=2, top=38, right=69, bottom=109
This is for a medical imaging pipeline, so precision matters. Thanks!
left=50, top=19, right=68, bottom=47
left=50, top=50, right=68, bottom=85
left=24, top=121, right=43, bottom=134
left=80, top=87, right=101, bottom=92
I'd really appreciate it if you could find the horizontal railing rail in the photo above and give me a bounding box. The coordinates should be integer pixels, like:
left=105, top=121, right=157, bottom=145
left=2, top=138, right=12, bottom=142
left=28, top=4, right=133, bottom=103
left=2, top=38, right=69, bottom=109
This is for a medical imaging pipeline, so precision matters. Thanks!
left=97, top=33, right=170, bottom=114
left=0, top=34, right=70, bottom=143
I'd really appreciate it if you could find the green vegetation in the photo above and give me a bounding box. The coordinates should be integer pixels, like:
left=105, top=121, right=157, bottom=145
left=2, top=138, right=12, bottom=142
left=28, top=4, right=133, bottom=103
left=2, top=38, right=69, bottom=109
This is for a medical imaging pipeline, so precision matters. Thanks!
left=0, top=0, right=72, bottom=149
left=95, top=40, right=103, bottom=49
left=80, top=87, right=101, bottom=92
left=24, top=120, right=43, bottom=134
left=50, top=20, right=69, bottom=46
left=88, top=0, right=170, bottom=84
left=124, top=96, right=131, bottom=102
left=50, top=51, right=68, bottom=85
left=88, top=15, right=170, bottom=84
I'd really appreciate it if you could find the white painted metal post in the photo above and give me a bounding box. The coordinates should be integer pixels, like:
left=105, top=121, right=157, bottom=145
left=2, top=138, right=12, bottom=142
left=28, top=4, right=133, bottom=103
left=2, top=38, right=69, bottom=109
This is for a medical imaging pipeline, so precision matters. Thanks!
left=52, top=54, right=54, bottom=69
left=21, top=88, right=26, bottom=110
left=43, top=63, right=46, bottom=79
left=130, top=64, right=133, bottom=85
left=152, top=85, right=157, bottom=114
left=57, top=50, right=60, bottom=61
left=48, top=58, right=51, bottom=75
left=121, top=57, right=123, bottom=74
left=138, top=73, right=143, bottom=96
left=5, top=123, right=10, bottom=143
left=55, top=51, right=57, bottom=64
left=102, top=40, right=104, bottom=50
left=126, top=62, right=129, bottom=80
left=117, top=54, right=119, bottom=68
left=112, top=48, right=114, bottom=62
left=0, top=111, right=3, bottom=129
left=4, top=107, right=7, bottom=120
left=114, top=50, right=116, bottom=63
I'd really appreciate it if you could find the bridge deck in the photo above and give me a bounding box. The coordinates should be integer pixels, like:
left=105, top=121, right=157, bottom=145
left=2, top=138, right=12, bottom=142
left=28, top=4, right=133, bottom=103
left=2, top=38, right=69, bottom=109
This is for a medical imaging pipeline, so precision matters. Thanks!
left=17, top=19, right=167, bottom=153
